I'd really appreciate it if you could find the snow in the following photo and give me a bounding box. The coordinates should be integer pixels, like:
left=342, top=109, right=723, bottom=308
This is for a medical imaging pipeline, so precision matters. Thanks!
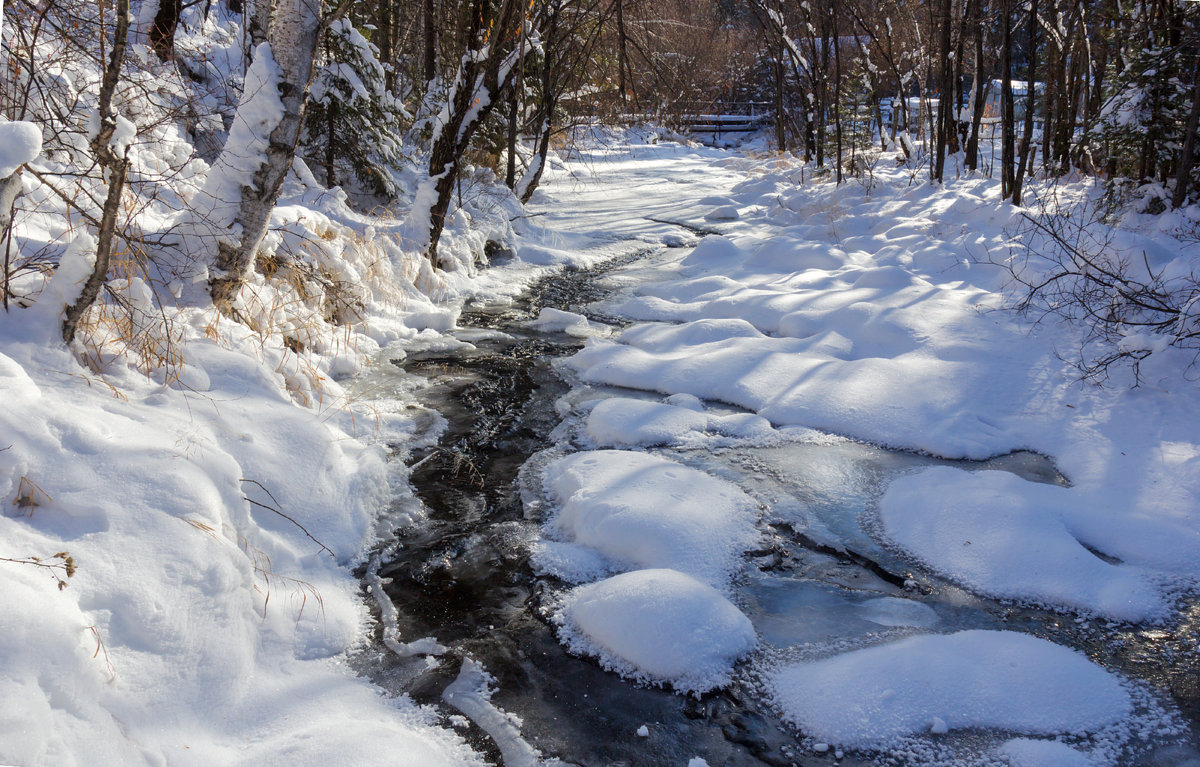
left=542, top=450, right=760, bottom=587
left=557, top=569, right=757, bottom=693
left=4, top=86, right=1199, bottom=765
left=997, top=738, right=1097, bottom=767
left=880, top=466, right=1166, bottom=621
left=552, top=140, right=1200, bottom=640
left=0, top=334, right=482, bottom=765
left=0, top=120, right=42, bottom=177
left=180, top=42, right=286, bottom=281
left=584, top=397, right=776, bottom=447
left=109, top=113, right=136, bottom=157
left=526, top=307, right=608, bottom=337
left=442, top=659, right=541, bottom=767
left=770, top=630, right=1132, bottom=748
left=706, top=205, right=740, bottom=221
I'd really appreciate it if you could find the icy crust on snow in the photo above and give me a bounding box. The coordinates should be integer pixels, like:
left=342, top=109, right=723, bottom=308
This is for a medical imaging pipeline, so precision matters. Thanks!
left=540, top=449, right=760, bottom=587
left=879, top=467, right=1166, bottom=621
left=770, top=630, right=1132, bottom=748
left=558, top=569, right=757, bottom=693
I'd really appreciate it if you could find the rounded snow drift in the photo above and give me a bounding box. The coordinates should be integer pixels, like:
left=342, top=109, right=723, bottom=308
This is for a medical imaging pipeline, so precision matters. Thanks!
left=560, top=568, right=757, bottom=693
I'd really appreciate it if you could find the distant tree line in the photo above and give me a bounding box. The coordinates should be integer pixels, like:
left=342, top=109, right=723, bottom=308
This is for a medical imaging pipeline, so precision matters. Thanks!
left=0, top=0, right=1196, bottom=340
left=747, top=0, right=1199, bottom=207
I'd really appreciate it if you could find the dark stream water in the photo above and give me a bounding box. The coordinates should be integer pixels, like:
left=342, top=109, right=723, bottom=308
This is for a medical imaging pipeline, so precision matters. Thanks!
left=356, top=250, right=1200, bottom=767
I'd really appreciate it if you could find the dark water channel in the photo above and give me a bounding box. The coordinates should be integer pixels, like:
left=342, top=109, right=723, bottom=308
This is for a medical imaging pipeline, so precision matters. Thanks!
left=363, top=251, right=808, bottom=766
left=358, top=250, right=1200, bottom=767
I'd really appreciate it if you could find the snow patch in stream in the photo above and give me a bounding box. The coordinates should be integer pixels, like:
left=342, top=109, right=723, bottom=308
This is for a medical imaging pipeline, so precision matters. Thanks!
left=442, top=659, right=542, bottom=767
left=879, top=467, right=1166, bottom=622
left=584, top=397, right=777, bottom=447
left=557, top=569, right=757, bottom=693
left=996, top=738, right=1097, bottom=767
left=526, top=307, right=610, bottom=338
left=541, top=449, right=759, bottom=587
left=769, top=630, right=1131, bottom=748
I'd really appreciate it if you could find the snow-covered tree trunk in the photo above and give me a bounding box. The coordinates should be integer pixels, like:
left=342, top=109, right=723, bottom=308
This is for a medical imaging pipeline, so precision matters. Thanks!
left=208, top=0, right=324, bottom=312
left=1172, top=59, right=1200, bottom=209
left=416, top=0, right=532, bottom=263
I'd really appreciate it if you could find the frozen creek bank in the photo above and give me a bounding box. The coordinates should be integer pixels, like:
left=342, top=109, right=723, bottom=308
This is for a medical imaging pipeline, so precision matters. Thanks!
left=355, top=140, right=1200, bottom=767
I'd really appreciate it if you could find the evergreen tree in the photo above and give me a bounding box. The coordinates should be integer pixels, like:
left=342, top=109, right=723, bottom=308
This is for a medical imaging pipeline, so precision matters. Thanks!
left=302, top=19, right=408, bottom=198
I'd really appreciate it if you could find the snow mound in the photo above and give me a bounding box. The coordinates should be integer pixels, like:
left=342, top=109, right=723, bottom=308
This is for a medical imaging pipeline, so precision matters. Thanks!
left=706, top=205, right=740, bottom=221
left=770, top=630, right=1131, bottom=748
left=559, top=569, right=756, bottom=693
left=527, top=307, right=607, bottom=337
left=879, top=467, right=1165, bottom=621
left=543, top=450, right=759, bottom=586
left=0, top=120, right=41, bottom=176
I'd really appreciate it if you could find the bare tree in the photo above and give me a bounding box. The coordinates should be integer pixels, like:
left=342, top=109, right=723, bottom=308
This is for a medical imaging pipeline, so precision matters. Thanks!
left=1010, top=0, right=1037, bottom=204
left=417, top=0, right=531, bottom=262
left=62, top=0, right=130, bottom=342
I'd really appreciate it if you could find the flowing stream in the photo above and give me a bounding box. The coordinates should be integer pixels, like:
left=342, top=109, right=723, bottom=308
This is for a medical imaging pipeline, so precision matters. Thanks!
left=353, top=248, right=1200, bottom=767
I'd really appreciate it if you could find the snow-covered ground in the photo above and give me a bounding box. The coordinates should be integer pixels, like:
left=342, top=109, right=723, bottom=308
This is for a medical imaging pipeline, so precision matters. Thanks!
left=5, top=122, right=1200, bottom=766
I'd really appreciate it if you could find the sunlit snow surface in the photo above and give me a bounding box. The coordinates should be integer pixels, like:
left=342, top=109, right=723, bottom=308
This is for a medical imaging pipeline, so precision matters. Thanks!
left=6, top=109, right=1199, bottom=766
left=516, top=137, right=1200, bottom=764
left=770, top=630, right=1131, bottom=747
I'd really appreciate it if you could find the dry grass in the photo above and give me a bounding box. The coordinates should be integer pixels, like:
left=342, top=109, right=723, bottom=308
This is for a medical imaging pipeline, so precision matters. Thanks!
left=240, top=539, right=325, bottom=624
left=74, top=220, right=185, bottom=383
left=86, top=625, right=116, bottom=681
left=13, top=475, right=52, bottom=514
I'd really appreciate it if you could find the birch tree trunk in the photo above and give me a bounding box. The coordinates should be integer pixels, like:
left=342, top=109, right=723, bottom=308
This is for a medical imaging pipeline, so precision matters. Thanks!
left=209, top=0, right=324, bottom=311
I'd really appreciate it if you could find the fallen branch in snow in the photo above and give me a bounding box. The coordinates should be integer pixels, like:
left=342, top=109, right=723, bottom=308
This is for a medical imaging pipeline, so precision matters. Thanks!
left=239, top=478, right=334, bottom=558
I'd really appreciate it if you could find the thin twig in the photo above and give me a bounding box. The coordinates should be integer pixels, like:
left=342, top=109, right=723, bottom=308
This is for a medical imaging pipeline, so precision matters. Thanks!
left=239, top=478, right=335, bottom=558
